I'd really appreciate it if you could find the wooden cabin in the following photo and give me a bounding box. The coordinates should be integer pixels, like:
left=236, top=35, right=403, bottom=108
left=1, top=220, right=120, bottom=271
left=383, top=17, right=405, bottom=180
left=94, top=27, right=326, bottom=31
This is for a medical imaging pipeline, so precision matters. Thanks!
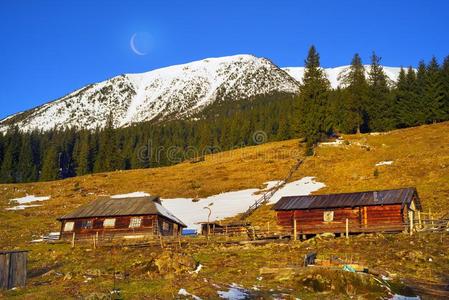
left=58, top=195, right=186, bottom=241
left=273, top=188, right=422, bottom=237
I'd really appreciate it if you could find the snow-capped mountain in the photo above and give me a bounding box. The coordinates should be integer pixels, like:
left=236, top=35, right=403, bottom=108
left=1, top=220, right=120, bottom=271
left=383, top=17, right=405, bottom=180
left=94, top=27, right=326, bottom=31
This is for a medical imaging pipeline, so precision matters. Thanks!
left=282, top=65, right=403, bottom=89
left=0, top=54, right=405, bottom=133
left=0, top=55, right=300, bottom=132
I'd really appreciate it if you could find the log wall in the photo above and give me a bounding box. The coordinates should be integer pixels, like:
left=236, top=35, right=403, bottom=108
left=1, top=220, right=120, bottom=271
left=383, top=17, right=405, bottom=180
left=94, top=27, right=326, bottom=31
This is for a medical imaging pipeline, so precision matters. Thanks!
left=276, top=204, right=406, bottom=235
left=60, top=215, right=182, bottom=240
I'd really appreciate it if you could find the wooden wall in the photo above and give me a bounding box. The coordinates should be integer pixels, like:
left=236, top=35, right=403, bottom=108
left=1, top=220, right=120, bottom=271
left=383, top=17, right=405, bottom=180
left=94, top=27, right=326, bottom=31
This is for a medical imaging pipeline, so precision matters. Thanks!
left=276, top=204, right=406, bottom=235
left=60, top=215, right=182, bottom=240
left=0, top=251, right=27, bottom=290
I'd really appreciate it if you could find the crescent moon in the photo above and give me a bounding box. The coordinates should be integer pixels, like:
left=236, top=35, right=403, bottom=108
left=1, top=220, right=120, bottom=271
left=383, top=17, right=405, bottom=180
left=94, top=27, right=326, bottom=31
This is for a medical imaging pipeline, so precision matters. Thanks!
left=130, top=33, right=147, bottom=56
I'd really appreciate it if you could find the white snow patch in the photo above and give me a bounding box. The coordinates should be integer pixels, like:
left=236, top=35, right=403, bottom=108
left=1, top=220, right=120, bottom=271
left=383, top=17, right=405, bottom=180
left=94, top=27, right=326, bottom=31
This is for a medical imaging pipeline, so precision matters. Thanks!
left=111, top=191, right=150, bottom=198
left=267, top=177, right=326, bottom=204
left=178, top=288, right=202, bottom=300
left=162, top=177, right=325, bottom=230
left=190, top=264, right=203, bottom=274
left=6, top=204, right=43, bottom=211
left=375, top=161, right=394, bottom=166
left=10, top=195, right=50, bottom=204
left=217, top=283, right=249, bottom=300
left=320, top=138, right=345, bottom=147
left=6, top=195, right=50, bottom=210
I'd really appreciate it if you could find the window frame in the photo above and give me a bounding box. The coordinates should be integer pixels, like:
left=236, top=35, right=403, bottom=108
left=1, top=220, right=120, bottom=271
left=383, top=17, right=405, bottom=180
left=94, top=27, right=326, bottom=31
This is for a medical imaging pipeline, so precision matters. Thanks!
left=129, top=217, right=142, bottom=228
left=103, top=218, right=116, bottom=228
left=64, top=221, right=75, bottom=232
left=323, top=211, right=334, bottom=222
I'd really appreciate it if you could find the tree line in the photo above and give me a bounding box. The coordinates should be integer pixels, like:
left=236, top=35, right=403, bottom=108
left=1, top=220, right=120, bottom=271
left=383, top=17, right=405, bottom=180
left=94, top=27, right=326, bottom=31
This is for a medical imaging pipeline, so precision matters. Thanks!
left=0, top=48, right=448, bottom=183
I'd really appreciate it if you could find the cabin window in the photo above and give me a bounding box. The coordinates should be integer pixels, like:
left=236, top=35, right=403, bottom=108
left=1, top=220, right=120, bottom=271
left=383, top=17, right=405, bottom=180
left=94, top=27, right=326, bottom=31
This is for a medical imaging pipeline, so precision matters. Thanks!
left=323, top=211, right=334, bottom=222
left=162, top=221, right=169, bottom=231
left=103, top=218, right=116, bottom=228
left=81, top=220, right=93, bottom=229
left=129, top=217, right=142, bottom=228
left=64, top=221, right=74, bottom=232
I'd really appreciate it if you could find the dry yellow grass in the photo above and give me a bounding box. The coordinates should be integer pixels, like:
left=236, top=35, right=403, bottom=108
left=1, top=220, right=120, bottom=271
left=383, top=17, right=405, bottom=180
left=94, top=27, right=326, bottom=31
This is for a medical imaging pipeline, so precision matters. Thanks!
left=1, top=121, right=449, bottom=247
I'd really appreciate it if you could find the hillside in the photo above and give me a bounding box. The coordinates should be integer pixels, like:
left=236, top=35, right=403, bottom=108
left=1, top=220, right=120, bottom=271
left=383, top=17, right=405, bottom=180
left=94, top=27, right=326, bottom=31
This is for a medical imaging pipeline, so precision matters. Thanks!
left=1, top=122, right=449, bottom=299
left=2, top=121, right=449, bottom=245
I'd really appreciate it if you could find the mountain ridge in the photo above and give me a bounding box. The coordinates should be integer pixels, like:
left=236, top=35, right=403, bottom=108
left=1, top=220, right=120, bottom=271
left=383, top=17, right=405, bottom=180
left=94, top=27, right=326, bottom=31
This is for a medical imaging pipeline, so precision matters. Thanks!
left=0, top=54, right=404, bottom=133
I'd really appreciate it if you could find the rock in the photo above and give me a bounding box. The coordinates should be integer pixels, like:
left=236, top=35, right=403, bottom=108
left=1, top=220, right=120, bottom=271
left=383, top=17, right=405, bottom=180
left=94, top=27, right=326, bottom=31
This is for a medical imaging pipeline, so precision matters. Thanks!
left=41, top=270, right=62, bottom=277
left=85, top=269, right=101, bottom=277
left=153, top=252, right=196, bottom=278
left=318, top=232, right=335, bottom=238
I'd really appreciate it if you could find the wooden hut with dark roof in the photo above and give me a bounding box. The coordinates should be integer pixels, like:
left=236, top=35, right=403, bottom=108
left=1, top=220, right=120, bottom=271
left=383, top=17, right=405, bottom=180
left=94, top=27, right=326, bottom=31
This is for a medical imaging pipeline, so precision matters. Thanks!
left=273, top=187, right=422, bottom=237
left=58, top=195, right=186, bottom=240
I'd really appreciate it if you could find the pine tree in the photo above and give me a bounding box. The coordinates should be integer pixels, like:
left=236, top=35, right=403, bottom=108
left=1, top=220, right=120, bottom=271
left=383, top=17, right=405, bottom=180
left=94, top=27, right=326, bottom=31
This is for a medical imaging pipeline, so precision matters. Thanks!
left=423, top=57, right=445, bottom=123
left=17, top=134, right=37, bottom=182
left=442, top=56, right=449, bottom=114
left=75, top=131, right=93, bottom=175
left=366, top=52, right=394, bottom=131
left=339, top=53, right=368, bottom=133
left=40, top=144, right=60, bottom=181
left=296, top=45, right=331, bottom=149
left=0, top=127, right=21, bottom=183
left=394, top=67, right=420, bottom=127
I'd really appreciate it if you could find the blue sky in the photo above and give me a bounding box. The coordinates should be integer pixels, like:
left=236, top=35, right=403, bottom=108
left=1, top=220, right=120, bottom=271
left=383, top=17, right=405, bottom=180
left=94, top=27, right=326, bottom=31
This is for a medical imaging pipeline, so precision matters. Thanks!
left=1, top=0, right=448, bottom=119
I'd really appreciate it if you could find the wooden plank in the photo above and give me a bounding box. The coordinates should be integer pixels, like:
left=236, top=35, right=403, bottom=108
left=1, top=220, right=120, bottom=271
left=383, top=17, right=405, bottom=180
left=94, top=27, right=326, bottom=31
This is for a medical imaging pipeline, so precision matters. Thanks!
left=0, top=253, right=9, bottom=290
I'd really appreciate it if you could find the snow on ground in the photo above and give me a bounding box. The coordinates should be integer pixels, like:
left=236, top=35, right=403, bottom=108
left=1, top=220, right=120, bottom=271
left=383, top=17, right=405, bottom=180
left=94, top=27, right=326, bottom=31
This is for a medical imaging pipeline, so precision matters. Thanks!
left=111, top=191, right=150, bottom=198
left=6, top=195, right=51, bottom=211
left=10, top=195, right=50, bottom=204
left=217, top=283, right=249, bottom=300
left=267, top=177, right=326, bottom=204
left=162, top=176, right=325, bottom=230
left=320, top=138, right=345, bottom=147
left=6, top=204, right=43, bottom=211
left=375, top=161, right=394, bottom=166
left=178, top=288, right=202, bottom=300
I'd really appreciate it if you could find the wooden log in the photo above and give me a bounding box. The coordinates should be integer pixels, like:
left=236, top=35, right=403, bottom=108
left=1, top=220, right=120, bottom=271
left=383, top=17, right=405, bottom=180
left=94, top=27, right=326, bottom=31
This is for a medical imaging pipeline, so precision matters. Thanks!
left=345, top=218, right=349, bottom=239
left=293, top=218, right=297, bottom=241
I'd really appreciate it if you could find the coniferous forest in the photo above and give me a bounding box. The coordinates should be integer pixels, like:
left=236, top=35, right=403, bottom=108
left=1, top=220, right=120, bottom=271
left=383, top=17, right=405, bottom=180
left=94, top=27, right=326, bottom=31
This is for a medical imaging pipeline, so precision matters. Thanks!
left=1, top=47, right=449, bottom=183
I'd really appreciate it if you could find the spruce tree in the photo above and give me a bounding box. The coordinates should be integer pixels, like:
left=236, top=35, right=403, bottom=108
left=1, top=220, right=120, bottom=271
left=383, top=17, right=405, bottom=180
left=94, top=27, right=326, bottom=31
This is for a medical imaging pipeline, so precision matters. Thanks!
left=296, top=45, right=331, bottom=149
left=17, top=134, right=37, bottom=182
left=40, top=144, right=60, bottom=181
left=366, top=52, right=394, bottom=131
left=394, top=67, right=420, bottom=127
left=442, top=56, right=449, bottom=114
left=339, top=53, right=368, bottom=133
left=75, top=131, right=93, bottom=175
left=423, top=57, right=445, bottom=123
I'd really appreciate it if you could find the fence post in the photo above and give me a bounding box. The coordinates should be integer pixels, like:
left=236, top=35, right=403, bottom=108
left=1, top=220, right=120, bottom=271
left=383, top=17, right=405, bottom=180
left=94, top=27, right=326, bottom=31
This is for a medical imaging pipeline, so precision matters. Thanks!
left=409, top=211, right=414, bottom=236
left=293, top=218, right=297, bottom=241
left=345, top=218, right=349, bottom=239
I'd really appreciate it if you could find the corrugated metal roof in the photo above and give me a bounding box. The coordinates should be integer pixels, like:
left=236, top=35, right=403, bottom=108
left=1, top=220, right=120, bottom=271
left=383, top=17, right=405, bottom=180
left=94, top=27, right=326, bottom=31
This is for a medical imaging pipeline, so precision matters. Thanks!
left=58, top=196, right=186, bottom=227
left=273, top=187, right=421, bottom=211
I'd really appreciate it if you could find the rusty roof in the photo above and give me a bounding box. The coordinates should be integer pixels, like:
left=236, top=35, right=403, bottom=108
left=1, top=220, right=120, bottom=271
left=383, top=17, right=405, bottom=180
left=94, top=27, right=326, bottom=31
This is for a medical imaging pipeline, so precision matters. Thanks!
left=273, top=187, right=421, bottom=211
left=58, top=196, right=186, bottom=227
